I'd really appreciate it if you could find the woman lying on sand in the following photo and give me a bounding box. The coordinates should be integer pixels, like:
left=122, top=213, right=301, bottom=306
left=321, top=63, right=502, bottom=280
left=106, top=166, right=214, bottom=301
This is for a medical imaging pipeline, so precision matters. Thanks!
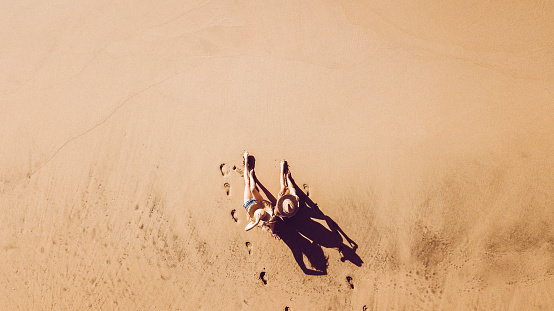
left=242, top=151, right=300, bottom=238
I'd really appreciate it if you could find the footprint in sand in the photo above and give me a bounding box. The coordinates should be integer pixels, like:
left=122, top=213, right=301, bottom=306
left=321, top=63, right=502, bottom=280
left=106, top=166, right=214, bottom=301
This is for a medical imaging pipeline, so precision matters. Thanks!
left=303, top=184, right=310, bottom=196
left=233, top=165, right=244, bottom=177
left=346, top=276, right=354, bottom=289
left=231, top=209, right=238, bottom=222
left=259, top=271, right=267, bottom=285
left=338, top=246, right=346, bottom=262
left=220, top=163, right=231, bottom=177
left=246, top=242, right=252, bottom=254
left=224, top=182, right=230, bottom=196
left=363, top=306, right=368, bottom=311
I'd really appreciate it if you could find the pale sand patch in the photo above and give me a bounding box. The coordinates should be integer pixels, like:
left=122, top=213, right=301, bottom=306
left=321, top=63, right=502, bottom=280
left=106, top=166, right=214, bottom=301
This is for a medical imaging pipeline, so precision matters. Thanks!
left=1, top=1, right=553, bottom=310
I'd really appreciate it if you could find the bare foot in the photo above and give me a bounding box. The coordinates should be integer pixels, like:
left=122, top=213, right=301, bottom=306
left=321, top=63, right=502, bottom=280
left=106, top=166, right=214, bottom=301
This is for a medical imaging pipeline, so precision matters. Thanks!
left=277, top=185, right=286, bottom=198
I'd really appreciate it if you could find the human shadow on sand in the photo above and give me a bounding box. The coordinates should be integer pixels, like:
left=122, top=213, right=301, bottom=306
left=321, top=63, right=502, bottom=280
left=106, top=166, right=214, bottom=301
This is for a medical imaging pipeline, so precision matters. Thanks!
left=254, top=168, right=363, bottom=275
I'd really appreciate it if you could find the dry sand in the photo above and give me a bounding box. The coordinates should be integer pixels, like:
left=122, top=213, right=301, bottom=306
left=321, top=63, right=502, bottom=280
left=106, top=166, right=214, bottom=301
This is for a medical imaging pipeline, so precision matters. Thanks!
left=1, top=1, right=553, bottom=310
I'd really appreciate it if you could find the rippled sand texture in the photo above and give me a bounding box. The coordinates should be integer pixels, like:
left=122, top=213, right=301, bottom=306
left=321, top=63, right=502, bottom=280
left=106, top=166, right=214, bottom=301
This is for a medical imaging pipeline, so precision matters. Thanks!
left=1, top=1, right=553, bottom=310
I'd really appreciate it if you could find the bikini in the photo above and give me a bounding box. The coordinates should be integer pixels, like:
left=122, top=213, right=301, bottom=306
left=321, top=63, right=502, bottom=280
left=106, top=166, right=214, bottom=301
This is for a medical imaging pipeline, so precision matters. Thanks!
left=243, top=199, right=257, bottom=210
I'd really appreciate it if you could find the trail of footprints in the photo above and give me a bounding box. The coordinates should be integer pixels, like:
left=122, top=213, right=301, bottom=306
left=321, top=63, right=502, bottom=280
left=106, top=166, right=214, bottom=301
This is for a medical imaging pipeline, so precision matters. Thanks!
left=226, top=158, right=263, bottom=285
left=221, top=162, right=317, bottom=294
left=220, top=163, right=234, bottom=224
left=222, top=161, right=362, bottom=308
left=220, top=163, right=240, bottom=199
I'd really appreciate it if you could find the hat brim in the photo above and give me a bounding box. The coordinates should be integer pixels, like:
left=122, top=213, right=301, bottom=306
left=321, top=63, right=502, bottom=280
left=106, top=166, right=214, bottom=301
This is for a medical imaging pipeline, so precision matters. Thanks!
left=244, top=220, right=259, bottom=231
left=246, top=200, right=273, bottom=223
left=276, top=194, right=299, bottom=218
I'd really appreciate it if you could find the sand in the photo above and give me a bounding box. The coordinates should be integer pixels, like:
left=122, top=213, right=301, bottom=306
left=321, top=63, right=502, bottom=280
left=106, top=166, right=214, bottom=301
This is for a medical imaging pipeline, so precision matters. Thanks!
left=1, top=1, right=553, bottom=310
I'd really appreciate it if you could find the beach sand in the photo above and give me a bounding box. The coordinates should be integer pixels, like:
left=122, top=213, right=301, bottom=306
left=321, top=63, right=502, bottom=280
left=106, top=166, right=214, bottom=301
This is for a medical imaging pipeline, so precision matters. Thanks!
left=1, top=1, right=553, bottom=310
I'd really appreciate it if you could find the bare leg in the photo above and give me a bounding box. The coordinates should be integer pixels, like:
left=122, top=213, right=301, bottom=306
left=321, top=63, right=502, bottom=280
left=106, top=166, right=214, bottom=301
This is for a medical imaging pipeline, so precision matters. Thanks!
left=278, top=160, right=287, bottom=198
left=286, top=171, right=298, bottom=198
left=250, top=170, right=265, bottom=202
left=243, top=151, right=252, bottom=203
left=274, top=160, right=288, bottom=219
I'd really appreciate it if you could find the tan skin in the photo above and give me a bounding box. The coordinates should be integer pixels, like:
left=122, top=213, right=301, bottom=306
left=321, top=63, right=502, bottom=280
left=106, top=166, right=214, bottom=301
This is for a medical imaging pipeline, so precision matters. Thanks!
left=243, top=151, right=277, bottom=238
left=276, top=159, right=299, bottom=218
left=243, top=152, right=298, bottom=238
left=243, top=151, right=265, bottom=203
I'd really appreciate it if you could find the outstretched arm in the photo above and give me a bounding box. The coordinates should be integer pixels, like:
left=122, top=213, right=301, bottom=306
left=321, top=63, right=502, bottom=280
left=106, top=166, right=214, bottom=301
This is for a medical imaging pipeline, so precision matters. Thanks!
left=266, top=214, right=280, bottom=240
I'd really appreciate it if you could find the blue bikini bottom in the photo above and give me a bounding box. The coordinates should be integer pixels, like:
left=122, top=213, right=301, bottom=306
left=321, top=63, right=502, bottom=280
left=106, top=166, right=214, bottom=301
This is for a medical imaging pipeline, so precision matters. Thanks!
left=243, top=199, right=257, bottom=210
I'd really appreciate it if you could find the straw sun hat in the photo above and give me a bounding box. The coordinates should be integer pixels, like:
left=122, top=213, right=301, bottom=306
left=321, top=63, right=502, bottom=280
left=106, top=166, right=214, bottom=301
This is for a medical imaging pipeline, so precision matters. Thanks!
left=244, top=200, right=274, bottom=231
left=276, top=194, right=299, bottom=218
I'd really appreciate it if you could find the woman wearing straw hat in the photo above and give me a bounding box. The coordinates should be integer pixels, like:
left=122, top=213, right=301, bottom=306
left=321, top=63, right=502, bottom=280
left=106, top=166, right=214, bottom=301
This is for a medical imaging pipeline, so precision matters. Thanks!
left=242, top=151, right=279, bottom=237
left=274, top=159, right=300, bottom=219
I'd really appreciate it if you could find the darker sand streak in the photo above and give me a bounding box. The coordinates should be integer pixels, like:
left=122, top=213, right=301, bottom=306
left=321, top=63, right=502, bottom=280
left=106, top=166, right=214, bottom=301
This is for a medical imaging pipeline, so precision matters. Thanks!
left=28, top=60, right=209, bottom=178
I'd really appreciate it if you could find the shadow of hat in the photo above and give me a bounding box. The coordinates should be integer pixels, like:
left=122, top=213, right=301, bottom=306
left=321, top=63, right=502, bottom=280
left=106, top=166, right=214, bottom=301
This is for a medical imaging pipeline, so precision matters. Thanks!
left=276, top=194, right=299, bottom=218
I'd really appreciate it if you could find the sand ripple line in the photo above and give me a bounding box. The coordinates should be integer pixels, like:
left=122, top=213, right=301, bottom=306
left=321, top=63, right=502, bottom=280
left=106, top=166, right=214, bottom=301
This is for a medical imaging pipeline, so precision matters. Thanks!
left=28, top=60, right=209, bottom=178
